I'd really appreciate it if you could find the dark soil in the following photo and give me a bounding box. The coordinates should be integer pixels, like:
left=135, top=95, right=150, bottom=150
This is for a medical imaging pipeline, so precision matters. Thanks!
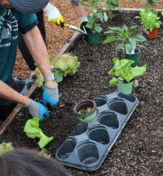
left=1, top=11, right=163, bottom=176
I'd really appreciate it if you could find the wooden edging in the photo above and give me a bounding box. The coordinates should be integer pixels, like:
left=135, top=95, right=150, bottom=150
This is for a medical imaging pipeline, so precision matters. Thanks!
left=0, top=31, right=81, bottom=136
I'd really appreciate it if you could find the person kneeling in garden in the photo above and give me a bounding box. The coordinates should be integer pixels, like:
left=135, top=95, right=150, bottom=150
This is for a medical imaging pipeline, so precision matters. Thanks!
left=0, top=0, right=59, bottom=124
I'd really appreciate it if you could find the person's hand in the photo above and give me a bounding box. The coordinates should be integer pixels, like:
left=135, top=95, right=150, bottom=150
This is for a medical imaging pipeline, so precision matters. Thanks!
left=44, top=3, right=65, bottom=27
left=42, top=83, right=59, bottom=110
left=78, top=17, right=92, bottom=33
left=25, top=98, right=49, bottom=121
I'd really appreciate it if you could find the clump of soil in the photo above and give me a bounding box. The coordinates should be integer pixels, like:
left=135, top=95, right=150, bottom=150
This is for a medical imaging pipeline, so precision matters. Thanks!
left=1, top=11, right=163, bottom=176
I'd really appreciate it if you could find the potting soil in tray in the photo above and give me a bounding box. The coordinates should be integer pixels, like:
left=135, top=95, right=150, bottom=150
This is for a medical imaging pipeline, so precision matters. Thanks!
left=55, top=91, right=139, bottom=171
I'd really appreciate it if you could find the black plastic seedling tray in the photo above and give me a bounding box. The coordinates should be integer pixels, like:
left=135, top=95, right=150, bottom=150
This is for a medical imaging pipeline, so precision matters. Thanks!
left=55, top=91, right=139, bottom=171
left=15, top=76, right=36, bottom=95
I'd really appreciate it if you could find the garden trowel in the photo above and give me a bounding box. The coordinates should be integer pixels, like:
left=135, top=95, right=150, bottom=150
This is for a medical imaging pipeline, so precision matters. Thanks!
left=64, top=23, right=87, bottom=35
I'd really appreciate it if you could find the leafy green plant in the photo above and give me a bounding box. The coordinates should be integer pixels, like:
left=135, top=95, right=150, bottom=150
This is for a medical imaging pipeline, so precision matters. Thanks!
left=81, top=0, right=104, bottom=33
left=35, top=53, right=80, bottom=88
left=135, top=10, right=162, bottom=32
left=142, top=0, right=158, bottom=13
left=54, top=53, right=80, bottom=77
left=108, top=58, right=146, bottom=85
left=0, top=142, right=14, bottom=155
left=24, top=117, right=54, bottom=148
left=104, top=0, right=126, bottom=21
left=78, top=107, right=93, bottom=114
left=103, top=24, right=146, bottom=55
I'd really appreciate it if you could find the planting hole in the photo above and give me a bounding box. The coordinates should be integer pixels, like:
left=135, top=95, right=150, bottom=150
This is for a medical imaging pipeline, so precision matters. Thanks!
left=70, top=122, right=88, bottom=136
left=88, top=126, right=110, bottom=144
left=108, top=100, right=128, bottom=115
left=98, top=111, right=119, bottom=129
left=95, top=98, right=107, bottom=107
left=118, top=92, right=136, bottom=102
left=77, top=142, right=99, bottom=165
left=57, top=138, right=76, bottom=160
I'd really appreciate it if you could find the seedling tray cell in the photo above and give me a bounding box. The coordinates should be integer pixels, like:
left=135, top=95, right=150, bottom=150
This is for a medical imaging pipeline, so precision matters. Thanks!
left=55, top=91, right=139, bottom=171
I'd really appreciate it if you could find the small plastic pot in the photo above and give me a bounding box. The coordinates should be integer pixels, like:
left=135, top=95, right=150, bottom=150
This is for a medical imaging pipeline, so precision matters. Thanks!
left=146, top=28, right=158, bottom=39
left=74, top=100, right=97, bottom=121
left=54, top=70, right=63, bottom=83
left=123, top=48, right=140, bottom=67
left=117, top=80, right=133, bottom=95
left=86, top=32, right=100, bottom=45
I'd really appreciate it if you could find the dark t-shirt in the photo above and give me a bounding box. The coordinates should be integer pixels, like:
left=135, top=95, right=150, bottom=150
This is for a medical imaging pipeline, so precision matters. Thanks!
left=0, top=6, right=37, bottom=85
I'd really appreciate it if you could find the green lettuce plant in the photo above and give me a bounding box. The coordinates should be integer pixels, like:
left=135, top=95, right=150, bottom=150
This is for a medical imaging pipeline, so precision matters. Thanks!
left=103, top=24, right=146, bottom=55
left=142, top=0, right=158, bottom=13
left=108, top=58, right=146, bottom=85
left=135, top=10, right=162, bottom=32
left=0, top=142, right=14, bottom=155
left=35, top=53, right=80, bottom=88
left=54, top=53, right=80, bottom=77
left=24, top=117, right=54, bottom=148
left=81, top=0, right=104, bottom=33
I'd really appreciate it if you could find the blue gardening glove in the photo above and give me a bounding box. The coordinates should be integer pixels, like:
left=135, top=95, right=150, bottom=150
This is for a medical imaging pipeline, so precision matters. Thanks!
left=42, top=83, right=59, bottom=110
left=25, top=98, right=49, bottom=121
left=44, top=3, right=67, bottom=28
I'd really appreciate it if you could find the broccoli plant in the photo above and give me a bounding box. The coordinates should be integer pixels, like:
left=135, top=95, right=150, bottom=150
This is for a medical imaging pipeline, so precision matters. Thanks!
left=24, top=117, right=54, bottom=148
left=78, top=107, right=93, bottom=114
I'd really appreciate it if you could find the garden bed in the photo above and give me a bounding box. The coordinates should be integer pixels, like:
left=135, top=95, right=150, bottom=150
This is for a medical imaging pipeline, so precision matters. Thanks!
left=1, top=11, right=163, bottom=175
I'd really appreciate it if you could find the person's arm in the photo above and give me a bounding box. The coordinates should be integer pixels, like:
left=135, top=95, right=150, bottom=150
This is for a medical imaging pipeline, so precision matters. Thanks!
left=70, top=0, right=87, bottom=18
left=22, top=26, right=59, bottom=111
left=0, top=81, right=26, bottom=105
left=22, top=26, right=56, bottom=88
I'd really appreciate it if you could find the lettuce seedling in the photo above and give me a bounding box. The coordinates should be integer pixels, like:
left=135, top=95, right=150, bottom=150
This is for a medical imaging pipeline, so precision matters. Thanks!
left=78, top=107, right=93, bottom=114
left=54, top=53, right=80, bottom=77
left=24, top=117, right=54, bottom=148
left=0, top=142, right=14, bottom=155
left=135, top=10, right=162, bottom=32
left=108, top=58, right=146, bottom=85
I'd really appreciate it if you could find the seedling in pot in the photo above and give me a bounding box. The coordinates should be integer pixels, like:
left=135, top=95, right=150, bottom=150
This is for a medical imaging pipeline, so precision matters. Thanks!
left=103, top=24, right=146, bottom=55
left=81, top=0, right=104, bottom=33
left=108, top=57, right=146, bottom=85
left=135, top=10, right=162, bottom=33
left=78, top=107, right=93, bottom=114
left=34, top=53, right=80, bottom=88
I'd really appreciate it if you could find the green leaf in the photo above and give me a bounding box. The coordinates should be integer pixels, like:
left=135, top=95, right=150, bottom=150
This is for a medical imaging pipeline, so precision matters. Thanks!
left=102, top=36, right=119, bottom=44
left=115, top=44, right=124, bottom=56
left=133, top=34, right=147, bottom=41
left=129, top=38, right=136, bottom=49
left=109, top=77, right=118, bottom=85
left=108, top=58, right=146, bottom=84
left=125, top=44, right=133, bottom=54
left=38, top=132, right=54, bottom=148
left=94, top=25, right=102, bottom=33
left=128, top=25, right=137, bottom=34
